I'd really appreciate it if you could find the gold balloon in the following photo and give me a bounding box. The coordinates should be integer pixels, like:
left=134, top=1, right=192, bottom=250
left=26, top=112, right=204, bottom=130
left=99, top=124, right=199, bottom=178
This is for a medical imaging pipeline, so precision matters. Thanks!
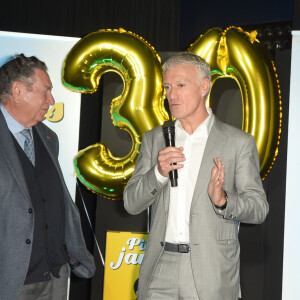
left=188, top=26, right=281, bottom=180
left=62, top=28, right=167, bottom=199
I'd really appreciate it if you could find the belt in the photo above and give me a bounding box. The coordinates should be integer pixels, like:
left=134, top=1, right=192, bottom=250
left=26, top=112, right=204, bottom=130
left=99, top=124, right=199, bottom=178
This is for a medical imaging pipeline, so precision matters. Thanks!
left=164, top=242, right=190, bottom=253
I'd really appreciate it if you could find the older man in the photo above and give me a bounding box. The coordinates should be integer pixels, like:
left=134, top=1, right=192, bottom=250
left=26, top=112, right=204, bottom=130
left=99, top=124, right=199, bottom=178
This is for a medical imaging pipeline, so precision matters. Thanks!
left=124, top=52, right=268, bottom=300
left=0, top=54, right=95, bottom=300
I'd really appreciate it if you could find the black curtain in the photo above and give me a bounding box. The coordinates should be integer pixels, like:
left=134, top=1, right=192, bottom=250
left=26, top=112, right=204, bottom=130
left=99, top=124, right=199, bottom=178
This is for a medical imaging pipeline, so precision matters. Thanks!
left=293, top=0, right=300, bottom=29
left=0, top=0, right=180, bottom=51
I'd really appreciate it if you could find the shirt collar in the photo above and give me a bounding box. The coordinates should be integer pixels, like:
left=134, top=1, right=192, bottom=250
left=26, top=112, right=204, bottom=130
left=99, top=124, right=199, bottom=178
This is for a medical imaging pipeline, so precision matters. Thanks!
left=0, top=103, right=32, bottom=134
left=175, top=107, right=214, bottom=138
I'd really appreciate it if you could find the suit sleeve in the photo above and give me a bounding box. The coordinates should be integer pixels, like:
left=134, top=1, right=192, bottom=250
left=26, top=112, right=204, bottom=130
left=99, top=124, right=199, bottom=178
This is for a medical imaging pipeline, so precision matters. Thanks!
left=214, top=134, right=269, bottom=224
left=45, top=125, right=96, bottom=277
left=124, top=132, right=167, bottom=215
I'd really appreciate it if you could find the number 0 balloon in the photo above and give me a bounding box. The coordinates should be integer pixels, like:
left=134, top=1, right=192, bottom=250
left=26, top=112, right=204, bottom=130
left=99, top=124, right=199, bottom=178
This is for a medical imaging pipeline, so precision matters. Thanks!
left=62, top=28, right=167, bottom=199
left=188, top=27, right=281, bottom=180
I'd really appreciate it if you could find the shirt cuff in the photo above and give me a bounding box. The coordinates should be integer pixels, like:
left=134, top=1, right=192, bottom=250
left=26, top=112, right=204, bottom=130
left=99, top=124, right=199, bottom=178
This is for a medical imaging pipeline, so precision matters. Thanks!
left=155, top=165, right=169, bottom=184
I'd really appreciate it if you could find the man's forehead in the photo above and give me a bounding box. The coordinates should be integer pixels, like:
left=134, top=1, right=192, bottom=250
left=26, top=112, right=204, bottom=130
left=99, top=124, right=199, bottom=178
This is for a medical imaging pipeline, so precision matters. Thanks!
left=33, top=68, right=48, bottom=77
left=32, top=68, right=52, bottom=87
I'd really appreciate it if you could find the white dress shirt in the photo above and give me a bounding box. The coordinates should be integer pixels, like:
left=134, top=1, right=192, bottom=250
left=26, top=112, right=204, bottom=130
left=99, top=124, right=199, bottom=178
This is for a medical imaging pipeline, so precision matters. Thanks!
left=155, top=108, right=214, bottom=243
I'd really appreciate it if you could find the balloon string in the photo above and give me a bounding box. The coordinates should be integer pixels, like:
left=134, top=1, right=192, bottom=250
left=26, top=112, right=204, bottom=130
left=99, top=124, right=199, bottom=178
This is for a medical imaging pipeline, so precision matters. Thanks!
left=76, top=180, right=105, bottom=267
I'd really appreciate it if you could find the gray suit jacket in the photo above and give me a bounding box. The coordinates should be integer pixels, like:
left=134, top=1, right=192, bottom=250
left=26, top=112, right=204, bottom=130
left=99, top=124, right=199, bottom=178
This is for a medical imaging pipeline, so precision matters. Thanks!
left=124, top=116, right=268, bottom=300
left=0, top=111, right=96, bottom=300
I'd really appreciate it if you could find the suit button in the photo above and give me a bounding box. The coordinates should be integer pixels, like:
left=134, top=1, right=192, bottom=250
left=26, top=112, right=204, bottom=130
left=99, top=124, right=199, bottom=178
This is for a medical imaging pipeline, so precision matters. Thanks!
left=160, top=241, right=164, bottom=247
left=26, top=239, right=31, bottom=244
left=45, top=224, right=49, bottom=229
left=151, top=189, right=157, bottom=195
left=28, top=208, right=33, bottom=214
left=229, top=213, right=236, bottom=219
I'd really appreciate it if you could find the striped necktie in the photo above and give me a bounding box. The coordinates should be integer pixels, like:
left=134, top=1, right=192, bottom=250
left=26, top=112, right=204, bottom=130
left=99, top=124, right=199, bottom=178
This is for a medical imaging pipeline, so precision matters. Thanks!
left=20, top=129, right=35, bottom=166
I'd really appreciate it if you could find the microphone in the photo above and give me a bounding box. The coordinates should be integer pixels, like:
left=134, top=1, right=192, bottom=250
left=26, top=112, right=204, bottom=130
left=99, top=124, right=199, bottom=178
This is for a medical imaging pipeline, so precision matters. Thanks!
left=163, top=120, right=178, bottom=187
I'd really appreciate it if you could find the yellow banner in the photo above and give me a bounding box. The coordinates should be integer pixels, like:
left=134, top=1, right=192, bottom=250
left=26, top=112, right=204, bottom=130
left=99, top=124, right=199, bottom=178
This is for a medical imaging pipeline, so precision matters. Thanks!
left=103, top=231, right=148, bottom=300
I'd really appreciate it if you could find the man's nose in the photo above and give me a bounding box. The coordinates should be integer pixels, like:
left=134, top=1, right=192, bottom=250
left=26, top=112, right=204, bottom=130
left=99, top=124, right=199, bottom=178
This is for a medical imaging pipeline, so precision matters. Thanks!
left=167, top=87, right=174, bottom=99
left=48, top=92, right=55, bottom=105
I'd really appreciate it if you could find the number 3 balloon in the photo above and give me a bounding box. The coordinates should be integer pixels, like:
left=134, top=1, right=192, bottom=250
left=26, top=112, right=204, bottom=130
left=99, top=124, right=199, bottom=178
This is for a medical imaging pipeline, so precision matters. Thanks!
left=62, top=28, right=167, bottom=199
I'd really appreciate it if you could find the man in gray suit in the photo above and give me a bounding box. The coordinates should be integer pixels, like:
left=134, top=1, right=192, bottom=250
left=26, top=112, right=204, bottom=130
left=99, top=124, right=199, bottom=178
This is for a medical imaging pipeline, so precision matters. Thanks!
left=0, top=54, right=95, bottom=300
left=124, top=52, right=269, bottom=300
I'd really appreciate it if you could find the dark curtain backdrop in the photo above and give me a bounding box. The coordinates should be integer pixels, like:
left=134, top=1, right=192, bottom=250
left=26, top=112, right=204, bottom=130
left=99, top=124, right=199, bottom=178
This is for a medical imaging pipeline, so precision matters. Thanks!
left=0, top=0, right=297, bottom=299
left=0, top=0, right=180, bottom=51
left=179, top=0, right=294, bottom=49
left=294, top=0, right=300, bottom=29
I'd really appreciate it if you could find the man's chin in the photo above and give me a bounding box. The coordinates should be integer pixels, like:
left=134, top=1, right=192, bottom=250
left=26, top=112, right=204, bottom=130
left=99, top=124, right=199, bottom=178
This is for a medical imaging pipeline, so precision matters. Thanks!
left=170, top=113, right=180, bottom=120
left=37, top=115, right=46, bottom=123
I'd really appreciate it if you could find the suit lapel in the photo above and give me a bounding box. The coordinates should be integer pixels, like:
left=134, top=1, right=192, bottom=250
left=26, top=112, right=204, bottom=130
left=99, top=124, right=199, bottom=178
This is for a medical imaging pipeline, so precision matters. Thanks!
left=191, top=117, right=229, bottom=210
left=34, top=123, right=59, bottom=172
left=34, top=123, right=70, bottom=197
left=154, top=129, right=171, bottom=213
left=163, top=181, right=170, bottom=213
left=0, top=111, right=32, bottom=204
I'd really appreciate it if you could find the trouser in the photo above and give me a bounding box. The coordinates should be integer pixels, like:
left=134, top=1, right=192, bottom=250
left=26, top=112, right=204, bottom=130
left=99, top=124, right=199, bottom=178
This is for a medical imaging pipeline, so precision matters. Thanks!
left=17, top=264, right=68, bottom=300
left=145, top=248, right=199, bottom=299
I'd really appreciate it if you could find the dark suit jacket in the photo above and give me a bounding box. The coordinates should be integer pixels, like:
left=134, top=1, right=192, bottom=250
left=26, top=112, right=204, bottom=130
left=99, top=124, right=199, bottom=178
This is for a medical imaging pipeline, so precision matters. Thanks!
left=124, top=116, right=269, bottom=300
left=0, top=111, right=96, bottom=300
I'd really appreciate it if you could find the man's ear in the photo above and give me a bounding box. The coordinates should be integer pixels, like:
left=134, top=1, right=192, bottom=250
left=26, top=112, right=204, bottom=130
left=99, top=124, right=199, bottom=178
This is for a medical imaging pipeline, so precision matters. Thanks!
left=201, top=78, right=210, bottom=97
left=11, top=81, right=24, bottom=104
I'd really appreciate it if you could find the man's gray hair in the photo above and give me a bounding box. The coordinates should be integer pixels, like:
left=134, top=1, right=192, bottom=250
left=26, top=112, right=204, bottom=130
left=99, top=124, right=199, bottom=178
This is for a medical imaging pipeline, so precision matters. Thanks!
left=162, top=52, right=211, bottom=84
left=0, top=53, right=47, bottom=103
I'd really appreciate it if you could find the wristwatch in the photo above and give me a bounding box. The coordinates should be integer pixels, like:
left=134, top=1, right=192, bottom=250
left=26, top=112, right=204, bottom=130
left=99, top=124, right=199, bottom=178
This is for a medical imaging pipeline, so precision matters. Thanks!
left=214, top=190, right=228, bottom=210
